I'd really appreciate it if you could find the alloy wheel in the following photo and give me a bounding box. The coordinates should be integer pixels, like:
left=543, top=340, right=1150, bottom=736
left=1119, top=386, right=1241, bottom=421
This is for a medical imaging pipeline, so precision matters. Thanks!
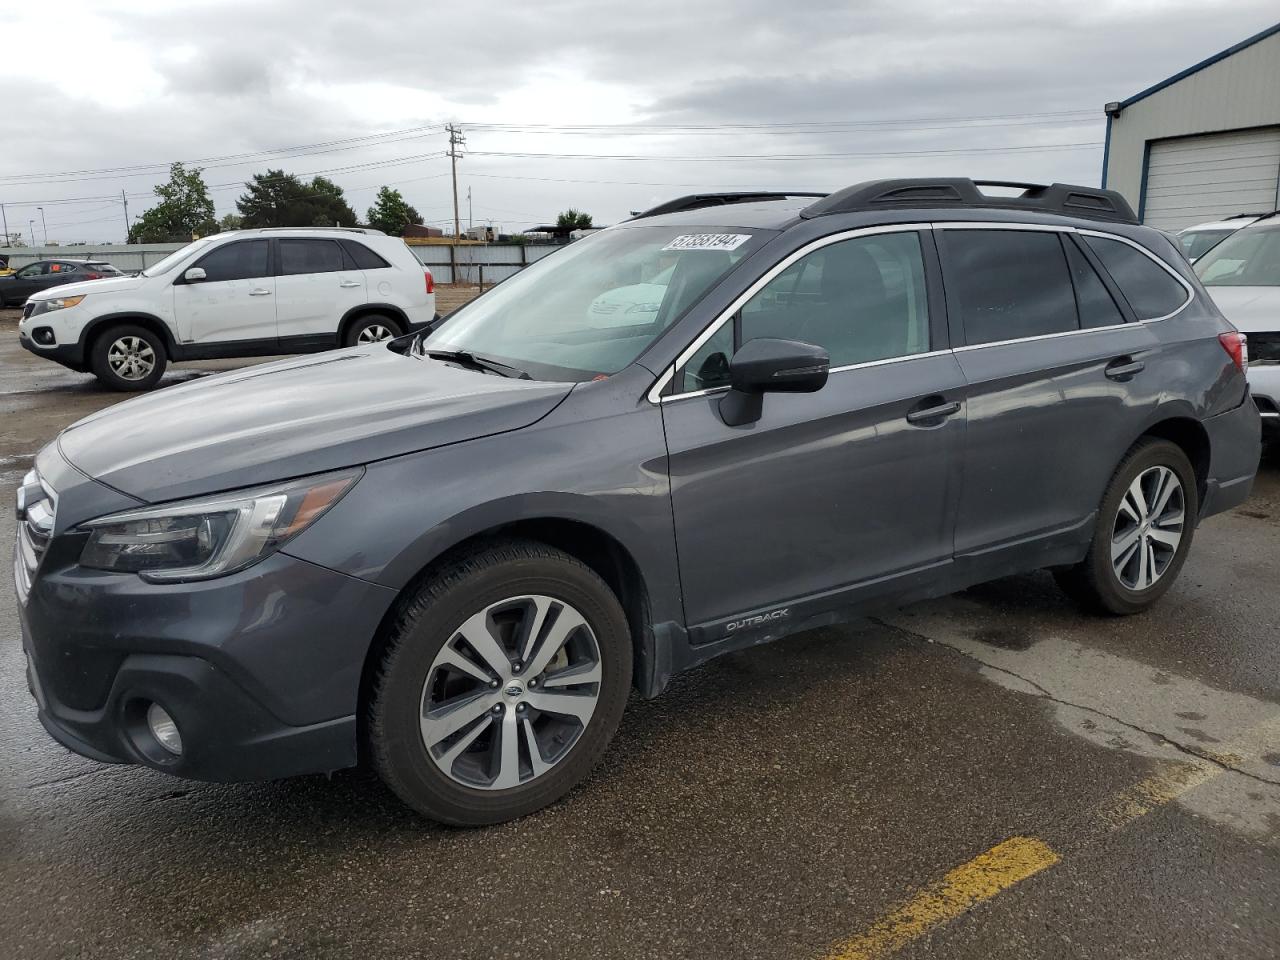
left=1111, top=465, right=1185, bottom=591
left=420, top=595, right=602, bottom=790
left=107, top=336, right=156, bottom=381
left=357, top=323, right=393, bottom=344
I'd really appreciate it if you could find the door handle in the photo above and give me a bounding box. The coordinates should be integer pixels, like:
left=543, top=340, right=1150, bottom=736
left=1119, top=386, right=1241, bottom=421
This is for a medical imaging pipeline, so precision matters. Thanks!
left=338, top=280, right=361, bottom=288
left=249, top=288, right=272, bottom=296
left=905, top=399, right=961, bottom=425
left=1105, top=357, right=1145, bottom=381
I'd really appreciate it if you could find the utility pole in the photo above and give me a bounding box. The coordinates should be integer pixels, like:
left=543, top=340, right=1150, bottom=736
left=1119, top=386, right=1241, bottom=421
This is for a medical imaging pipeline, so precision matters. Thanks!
left=38, top=206, right=48, bottom=246
left=121, top=189, right=131, bottom=243
left=447, top=123, right=466, bottom=241
left=1, top=202, right=9, bottom=247
left=467, top=186, right=472, bottom=235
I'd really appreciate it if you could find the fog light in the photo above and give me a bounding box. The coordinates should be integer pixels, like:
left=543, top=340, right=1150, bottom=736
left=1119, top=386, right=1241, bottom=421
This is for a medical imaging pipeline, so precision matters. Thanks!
left=33, top=327, right=55, bottom=345
left=146, top=703, right=183, bottom=755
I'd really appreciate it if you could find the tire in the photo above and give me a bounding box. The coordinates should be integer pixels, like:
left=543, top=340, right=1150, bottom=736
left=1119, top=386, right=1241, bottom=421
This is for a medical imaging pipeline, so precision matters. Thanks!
left=1053, top=438, right=1197, bottom=615
left=343, top=313, right=402, bottom=347
left=89, top=324, right=167, bottom=391
left=369, top=539, right=632, bottom=825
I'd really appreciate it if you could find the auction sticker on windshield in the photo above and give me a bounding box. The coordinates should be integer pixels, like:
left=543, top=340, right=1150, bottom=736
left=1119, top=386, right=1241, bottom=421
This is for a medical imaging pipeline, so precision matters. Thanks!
left=663, top=234, right=752, bottom=252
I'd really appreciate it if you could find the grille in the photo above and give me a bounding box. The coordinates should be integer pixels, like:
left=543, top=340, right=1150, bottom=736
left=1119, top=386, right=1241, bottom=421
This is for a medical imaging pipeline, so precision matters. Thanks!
left=14, top=471, right=54, bottom=605
left=1249, top=332, right=1280, bottom=364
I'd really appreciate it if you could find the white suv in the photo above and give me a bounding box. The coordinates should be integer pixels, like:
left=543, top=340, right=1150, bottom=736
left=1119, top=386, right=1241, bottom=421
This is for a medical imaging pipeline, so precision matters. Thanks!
left=16, top=227, right=437, bottom=390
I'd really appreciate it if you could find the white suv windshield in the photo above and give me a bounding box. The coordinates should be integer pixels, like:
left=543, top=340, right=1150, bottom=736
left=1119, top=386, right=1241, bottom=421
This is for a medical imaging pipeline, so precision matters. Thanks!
left=423, top=226, right=768, bottom=381
left=1195, top=226, right=1280, bottom=286
left=140, top=237, right=216, bottom=277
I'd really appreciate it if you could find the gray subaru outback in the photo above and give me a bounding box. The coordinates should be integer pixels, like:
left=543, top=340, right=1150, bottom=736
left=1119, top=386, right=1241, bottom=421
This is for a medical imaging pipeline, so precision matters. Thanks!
left=15, top=179, right=1261, bottom=824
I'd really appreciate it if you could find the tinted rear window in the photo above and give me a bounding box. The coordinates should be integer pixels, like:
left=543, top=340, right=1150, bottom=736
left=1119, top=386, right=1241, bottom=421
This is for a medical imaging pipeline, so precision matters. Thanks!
left=942, top=230, right=1077, bottom=346
left=340, top=240, right=391, bottom=270
left=280, top=239, right=345, bottom=275
left=1083, top=236, right=1188, bottom=319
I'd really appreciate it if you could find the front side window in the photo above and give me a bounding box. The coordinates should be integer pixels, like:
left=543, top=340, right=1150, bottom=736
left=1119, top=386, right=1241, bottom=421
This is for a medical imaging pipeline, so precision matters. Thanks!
left=681, top=231, right=931, bottom=391
left=1195, top=227, right=1280, bottom=287
left=16, top=263, right=47, bottom=278
left=280, top=239, right=345, bottom=276
left=193, top=240, right=270, bottom=283
left=425, top=226, right=767, bottom=381
left=943, top=230, right=1077, bottom=345
left=1084, top=235, right=1188, bottom=317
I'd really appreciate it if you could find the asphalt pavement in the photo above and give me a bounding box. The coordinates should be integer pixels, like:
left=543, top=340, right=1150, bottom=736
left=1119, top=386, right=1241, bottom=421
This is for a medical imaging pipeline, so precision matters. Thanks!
left=2, top=308, right=1278, bottom=960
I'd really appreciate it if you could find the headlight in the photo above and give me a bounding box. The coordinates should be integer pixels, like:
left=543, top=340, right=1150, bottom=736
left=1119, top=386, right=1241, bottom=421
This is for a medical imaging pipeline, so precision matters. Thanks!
left=79, top=469, right=361, bottom=581
left=32, top=295, right=85, bottom=315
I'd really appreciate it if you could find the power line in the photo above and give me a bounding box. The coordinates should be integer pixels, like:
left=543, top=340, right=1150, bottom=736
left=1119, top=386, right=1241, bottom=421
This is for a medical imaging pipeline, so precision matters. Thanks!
left=466, top=142, right=1102, bottom=162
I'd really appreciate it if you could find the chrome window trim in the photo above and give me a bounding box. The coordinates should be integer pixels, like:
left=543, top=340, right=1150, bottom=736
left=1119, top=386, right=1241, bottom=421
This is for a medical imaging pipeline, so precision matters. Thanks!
left=647, top=224, right=930, bottom=404
left=646, top=220, right=1196, bottom=404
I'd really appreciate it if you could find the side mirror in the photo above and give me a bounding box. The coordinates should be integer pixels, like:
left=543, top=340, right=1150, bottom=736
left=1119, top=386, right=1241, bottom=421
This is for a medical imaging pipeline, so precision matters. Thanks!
left=719, top=337, right=829, bottom=426
left=183, top=267, right=207, bottom=283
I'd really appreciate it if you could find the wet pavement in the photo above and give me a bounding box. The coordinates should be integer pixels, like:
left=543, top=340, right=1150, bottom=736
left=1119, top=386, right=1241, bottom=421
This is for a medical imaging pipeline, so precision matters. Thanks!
left=2, top=306, right=1278, bottom=959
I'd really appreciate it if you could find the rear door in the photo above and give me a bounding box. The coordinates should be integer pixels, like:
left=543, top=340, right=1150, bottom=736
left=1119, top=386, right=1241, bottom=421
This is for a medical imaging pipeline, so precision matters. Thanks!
left=274, top=238, right=367, bottom=345
left=938, top=225, right=1162, bottom=567
left=661, top=227, right=965, bottom=634
left=172, top=238, right=275, bottom=344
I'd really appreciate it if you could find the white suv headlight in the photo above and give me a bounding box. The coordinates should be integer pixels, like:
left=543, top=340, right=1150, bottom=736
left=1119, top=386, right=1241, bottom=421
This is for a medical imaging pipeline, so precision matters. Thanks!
left=31, top=295, right=85, bottom=315
left=79, top=469, right=361, bottom=581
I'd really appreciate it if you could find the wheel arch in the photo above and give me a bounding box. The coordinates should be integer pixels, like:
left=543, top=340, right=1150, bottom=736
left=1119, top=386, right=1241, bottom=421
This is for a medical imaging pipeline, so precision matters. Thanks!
left=338, top=303, right=410, bottom=343
left=355, top=515, right=654, bottom=756
left=1137, top=413, right=1210, bottom=508
left=81, top=311, right=178, bottom=359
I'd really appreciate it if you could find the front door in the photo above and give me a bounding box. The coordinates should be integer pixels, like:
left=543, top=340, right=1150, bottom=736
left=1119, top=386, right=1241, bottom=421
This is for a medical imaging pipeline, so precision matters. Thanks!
left=273, top=237, right=367, bottom=344
left=172, top=238, right=275, bottom=345
left=661, top=228, right=964, bottom=635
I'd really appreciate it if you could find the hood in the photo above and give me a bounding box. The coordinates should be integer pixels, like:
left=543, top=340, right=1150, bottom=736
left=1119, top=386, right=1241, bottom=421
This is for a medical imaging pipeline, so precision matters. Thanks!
left=27, top=273, right=146, bottom=300
left=1205, top=287, right=1280, bottom=333
left=58, top=346, right=574, bottom=503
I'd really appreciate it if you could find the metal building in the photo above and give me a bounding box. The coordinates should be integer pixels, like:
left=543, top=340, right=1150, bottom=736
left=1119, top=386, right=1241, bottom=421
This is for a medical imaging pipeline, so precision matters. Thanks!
left=1101, top=22, right=1280, bottom=231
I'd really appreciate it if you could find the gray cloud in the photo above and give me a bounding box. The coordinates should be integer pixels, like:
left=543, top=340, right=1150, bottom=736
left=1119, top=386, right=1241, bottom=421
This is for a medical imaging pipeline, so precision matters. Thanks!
left=3, top=0, right=1277, bottom=242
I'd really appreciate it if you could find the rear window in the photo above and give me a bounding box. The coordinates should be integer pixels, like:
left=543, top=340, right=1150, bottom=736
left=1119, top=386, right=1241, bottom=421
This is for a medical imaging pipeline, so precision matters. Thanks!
left=942, top=230, right=1078, bottom=345
left=1178, top=229, right=1233, bottom=261
left=87, top=262, right=123, bottom=275
left=340, top=240, right=391, bottom=270
left=1083, top=236, right=1188, bottom=319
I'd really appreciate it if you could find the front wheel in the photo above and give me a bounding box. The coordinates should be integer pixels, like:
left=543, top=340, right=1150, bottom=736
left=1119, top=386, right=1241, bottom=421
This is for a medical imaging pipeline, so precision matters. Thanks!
left=369, top=540, right=632, bottom=825
left=90, top=324, right=167, bottom=391
left=1054, top=438, right=1197, bottom=615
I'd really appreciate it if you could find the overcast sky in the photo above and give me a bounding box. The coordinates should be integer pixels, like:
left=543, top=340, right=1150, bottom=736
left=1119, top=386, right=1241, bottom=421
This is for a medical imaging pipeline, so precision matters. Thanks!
left=3, top=0, right=1277, bottom=244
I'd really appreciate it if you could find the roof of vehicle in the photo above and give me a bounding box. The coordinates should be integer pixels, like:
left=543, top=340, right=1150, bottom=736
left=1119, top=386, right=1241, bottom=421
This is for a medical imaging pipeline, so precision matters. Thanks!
left=214, top=226, right=388, bottom=238
left=624, top=178, right=1141, bottom=232
left=1179, top=214, right=1275, bottom=233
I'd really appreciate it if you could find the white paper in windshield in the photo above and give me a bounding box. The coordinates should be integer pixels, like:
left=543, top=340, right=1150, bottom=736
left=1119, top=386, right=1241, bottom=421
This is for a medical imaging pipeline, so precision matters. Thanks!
left=662, top=233, right=752, bottom=252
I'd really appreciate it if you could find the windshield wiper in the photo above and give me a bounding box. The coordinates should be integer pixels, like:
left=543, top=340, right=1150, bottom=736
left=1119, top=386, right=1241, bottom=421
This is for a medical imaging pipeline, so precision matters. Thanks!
left=424, top=348, right=530, bottom=379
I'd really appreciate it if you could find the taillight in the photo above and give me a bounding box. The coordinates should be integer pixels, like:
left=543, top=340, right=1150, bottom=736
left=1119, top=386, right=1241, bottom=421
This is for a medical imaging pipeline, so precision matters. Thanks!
left=1218, top=331, right=1248, bottom=372
left=424, top=269, right=434, bottom=295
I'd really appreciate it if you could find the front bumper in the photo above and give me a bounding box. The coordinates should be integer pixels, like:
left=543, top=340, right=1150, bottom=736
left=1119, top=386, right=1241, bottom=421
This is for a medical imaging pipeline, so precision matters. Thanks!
left=17, top=543, right=398, bottom=782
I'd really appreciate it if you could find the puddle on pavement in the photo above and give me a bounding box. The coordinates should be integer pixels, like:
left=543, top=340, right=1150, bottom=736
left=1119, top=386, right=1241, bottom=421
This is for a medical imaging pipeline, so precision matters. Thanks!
left=883, top=598, right=1280, bottom=845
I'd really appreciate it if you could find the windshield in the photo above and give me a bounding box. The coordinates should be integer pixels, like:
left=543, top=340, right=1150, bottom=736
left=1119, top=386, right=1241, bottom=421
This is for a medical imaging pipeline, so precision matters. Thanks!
left=1195, top=226, right=1280, bottom=286
left=423, top=225, right=768, bottom=380
left=1178, top=229, right=1233, bottom=261
left=140, top=237, right=216, bottom=277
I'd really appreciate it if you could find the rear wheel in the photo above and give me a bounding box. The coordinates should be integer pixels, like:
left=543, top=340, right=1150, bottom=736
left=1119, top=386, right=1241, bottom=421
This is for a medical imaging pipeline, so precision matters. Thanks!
left=369, top=540, right=632, bottom=825
left=344, top=314, right=402, bottom=347
left=1054, top=438, right=1196, bottom=615
left=90, top=324, right=167, bottom=391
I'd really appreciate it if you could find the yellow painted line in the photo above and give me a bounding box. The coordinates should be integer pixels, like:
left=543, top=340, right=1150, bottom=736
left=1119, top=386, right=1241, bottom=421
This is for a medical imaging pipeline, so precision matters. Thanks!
left=819, top=836, right=1060, bottom=960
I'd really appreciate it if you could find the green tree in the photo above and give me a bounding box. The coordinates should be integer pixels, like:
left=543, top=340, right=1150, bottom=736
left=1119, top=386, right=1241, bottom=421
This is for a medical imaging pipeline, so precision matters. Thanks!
left=236, top=169, right=358, bottom=228
left=556, top=208, right=593, bottom=230
left=366, top=186, right=424, bottom=235
left=129, top=162, right=218, bottom=243
left=218, top=212, right=244, bottom=231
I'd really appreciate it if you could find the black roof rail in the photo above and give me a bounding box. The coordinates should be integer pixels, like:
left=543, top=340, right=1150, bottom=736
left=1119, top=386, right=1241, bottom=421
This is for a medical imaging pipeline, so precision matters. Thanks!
left=800, top=178, right=1139, bottom=225
left=630, top=191, right=828, bottom=220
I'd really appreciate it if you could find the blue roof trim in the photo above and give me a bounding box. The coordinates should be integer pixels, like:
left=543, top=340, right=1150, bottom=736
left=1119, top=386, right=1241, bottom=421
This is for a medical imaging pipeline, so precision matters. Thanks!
left=1120, top=20, right=1280, bottom=108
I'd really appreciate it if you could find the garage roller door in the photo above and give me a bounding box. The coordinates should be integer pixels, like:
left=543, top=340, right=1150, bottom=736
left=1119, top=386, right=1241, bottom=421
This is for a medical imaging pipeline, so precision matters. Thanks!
left=1142, top=128, right=1280, bottom=231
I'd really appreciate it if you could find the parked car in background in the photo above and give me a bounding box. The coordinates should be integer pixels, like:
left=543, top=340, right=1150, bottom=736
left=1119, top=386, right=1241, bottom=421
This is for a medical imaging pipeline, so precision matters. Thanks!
left=16, top=227, right=437, bottom=390
left=1195, top=217, right=1280, bottom=436
left=0, top=253, right=11, bottom=275
left=16, top=179, right=1259, bottom=825
left=0, top=259, right=123, bottom=306
left=1177, top=212, right=1276, bottom=263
